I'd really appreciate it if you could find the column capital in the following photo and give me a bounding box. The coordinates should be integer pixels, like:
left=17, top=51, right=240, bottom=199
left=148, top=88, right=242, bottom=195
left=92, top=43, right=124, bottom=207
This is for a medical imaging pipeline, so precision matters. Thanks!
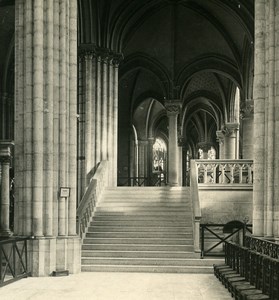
left=216, top=130, right=224, bottom=144
left=240, top=99, right=254, bottom=119
left=0, top=140, right=14, bottom=158
left=165, top=100, right=181, bottom=116
left=222, top=123, right=239, bottom=137
left=78, top=44, right=124, bottom=66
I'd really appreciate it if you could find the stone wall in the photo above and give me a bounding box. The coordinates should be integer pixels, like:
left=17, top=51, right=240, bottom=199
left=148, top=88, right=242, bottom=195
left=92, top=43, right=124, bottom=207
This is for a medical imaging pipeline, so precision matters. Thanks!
left=199, top=187, right=252, bottom=224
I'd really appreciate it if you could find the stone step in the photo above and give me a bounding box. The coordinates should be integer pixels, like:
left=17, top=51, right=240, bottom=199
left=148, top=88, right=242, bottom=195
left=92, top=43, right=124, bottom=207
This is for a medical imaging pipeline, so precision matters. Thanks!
left=83, top=238, right=194, bottom=245
left=99, top=202, right=191, bottom=207
left=95, top=207, right=191, bottom=212
left=94, top=211, right=192, bottom=216
left=81, top=257, right=222, bottom=267
left=82, top=244, right=194, bottom=252
left=81, top=250, right=200, bottom=259
left=92, top=215, right=189, bottom=221
left=104, top=187, right=190, bottom=192
left=85, top=232, right=193, bottom=239
left=81, top=264, right=213, bottom=274
left=101, top=195, right=191, bottom=199
left=88, top=226, right=192, bottom=233
left=90, top=220, right=191, bottom=227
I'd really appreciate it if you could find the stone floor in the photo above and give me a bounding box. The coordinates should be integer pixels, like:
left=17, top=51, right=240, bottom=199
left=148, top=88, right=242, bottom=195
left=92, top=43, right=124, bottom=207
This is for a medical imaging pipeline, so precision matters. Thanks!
left=1, top=272, right=232, bottom=300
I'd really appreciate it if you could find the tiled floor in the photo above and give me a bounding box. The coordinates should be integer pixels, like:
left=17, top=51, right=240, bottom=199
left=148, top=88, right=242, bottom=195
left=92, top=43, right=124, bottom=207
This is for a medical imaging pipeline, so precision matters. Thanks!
left=0, top=272, right=232, bottom=300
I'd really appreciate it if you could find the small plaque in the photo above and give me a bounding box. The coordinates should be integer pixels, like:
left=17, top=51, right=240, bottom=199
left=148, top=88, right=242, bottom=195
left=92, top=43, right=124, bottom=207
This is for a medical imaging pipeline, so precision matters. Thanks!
left=59, top=187, right=71, bottom=198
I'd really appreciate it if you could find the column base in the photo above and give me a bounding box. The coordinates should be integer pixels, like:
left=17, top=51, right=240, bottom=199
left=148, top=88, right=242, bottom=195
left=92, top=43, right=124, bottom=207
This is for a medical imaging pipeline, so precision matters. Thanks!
left=0, top=229, right=13, bottom=237
left=27, top=236, right=81, bottom=277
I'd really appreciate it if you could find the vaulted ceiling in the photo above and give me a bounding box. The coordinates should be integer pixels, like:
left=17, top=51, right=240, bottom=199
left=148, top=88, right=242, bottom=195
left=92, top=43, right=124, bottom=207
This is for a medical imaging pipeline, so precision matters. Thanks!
left=78, top=0, right=254, bottom=151
left=0, top=0, right=255, bottom=153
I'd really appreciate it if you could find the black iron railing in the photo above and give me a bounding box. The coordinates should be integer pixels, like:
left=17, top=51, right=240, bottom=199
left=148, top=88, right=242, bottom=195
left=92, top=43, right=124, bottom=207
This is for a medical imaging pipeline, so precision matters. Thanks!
left=218, top=240, right=279, bottom=299
left=0, top=237, right=31, bottom=287
left=244, top=236, right=279, bottom=259
left=200, top=223, right=252, bottom=258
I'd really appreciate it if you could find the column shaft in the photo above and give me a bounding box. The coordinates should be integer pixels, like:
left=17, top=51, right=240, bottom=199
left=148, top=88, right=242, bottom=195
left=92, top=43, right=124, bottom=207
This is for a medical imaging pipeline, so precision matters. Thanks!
left=85, top=55, right=92, bottom=174
left=24, top=0, right=33, bottom=235
left=253, top=0, right=266, bottom=236
left=168, top=113, right=179, bottom=186
left=101, top=57, right=108, bottom=161
left=113, top=61, right=119, bottom=186
left=44, top=0, right=54, bottom=237
left=95, top=57, right=102, bottom=164
left=33, top=0, right=44, bottom=236
left=0, top=160, right=12, bottom=236
left=68, top=0, right=78, bottom=236
left=14, top=0, right=24, bottom=235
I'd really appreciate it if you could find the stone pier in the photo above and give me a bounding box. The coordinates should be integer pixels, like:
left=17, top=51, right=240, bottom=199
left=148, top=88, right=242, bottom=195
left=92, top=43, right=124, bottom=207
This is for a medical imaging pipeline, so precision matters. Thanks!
left=14, top=0, right=80, bottom=276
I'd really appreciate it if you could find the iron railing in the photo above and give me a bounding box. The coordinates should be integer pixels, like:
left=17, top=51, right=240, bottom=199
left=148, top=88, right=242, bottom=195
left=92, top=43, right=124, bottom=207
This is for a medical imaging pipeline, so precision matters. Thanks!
left=0, top=237, right=31, bottom=287
left=200, top=223, right=252, bottom=258
left=244, top=236, right=279, bottom=259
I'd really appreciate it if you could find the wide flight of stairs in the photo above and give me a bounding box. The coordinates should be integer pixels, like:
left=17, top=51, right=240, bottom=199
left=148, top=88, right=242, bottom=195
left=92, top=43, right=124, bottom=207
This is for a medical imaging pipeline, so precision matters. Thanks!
left=81, top=187, right=222, bottom=273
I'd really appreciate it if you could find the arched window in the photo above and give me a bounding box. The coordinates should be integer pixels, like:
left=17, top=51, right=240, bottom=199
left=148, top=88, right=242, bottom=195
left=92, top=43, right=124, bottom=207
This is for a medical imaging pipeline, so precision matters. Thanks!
left=153, top=138, right=167, bottom=172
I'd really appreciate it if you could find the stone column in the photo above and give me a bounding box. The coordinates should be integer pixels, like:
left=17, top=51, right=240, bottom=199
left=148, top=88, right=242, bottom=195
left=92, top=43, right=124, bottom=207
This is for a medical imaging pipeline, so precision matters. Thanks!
left=112, top=56, right=121, bottom=187
left=0, top=142, right=13, bottom=237
left=15, top=0, right=80, bottom=276
left=178, top=137, right=186, bottom=186
left=165, top=100, right=181, bottom=186
left=216, top=131, right=225, bottom=159
left=148, top=137, right=155, bottom=182
left=240, top=101, right=254, bottom=159
left=138, top=140, right=148, bottom=178
left=222, top=123, right=239, bottom=159
left=253, top=0, right=267, bottom=237
left=78, top=48, right=121, bottom=188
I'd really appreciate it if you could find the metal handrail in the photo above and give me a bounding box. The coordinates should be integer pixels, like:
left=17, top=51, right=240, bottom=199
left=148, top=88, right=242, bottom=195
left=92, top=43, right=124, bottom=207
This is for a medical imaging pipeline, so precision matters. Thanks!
left=0, top=237, right=31, bottom=287
left=200, top=223, right=252, bottom=258
left=244, top=236, right=279, bottom=259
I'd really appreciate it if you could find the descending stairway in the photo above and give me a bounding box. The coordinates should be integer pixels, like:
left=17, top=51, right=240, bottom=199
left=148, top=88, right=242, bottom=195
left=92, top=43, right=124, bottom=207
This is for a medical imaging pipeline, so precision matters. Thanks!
left=81, top=187, right=222, bottom=273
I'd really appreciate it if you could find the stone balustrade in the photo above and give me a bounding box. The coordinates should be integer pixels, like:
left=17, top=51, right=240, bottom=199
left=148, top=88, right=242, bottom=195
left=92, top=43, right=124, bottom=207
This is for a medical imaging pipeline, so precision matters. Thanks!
left=195, top=159, right=253, bottom=185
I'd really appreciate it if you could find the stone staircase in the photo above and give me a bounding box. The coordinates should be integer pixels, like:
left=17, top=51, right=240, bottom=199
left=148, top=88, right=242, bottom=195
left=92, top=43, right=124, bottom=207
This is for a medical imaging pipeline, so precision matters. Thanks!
left=81, top=187, right=222, bottom=273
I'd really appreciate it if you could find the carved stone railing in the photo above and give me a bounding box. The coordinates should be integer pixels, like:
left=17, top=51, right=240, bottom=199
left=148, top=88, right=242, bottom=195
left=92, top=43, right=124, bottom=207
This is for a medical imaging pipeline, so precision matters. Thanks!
left=77, top=161, right=108, bottom=240
left=196, top=159, right=253, bottom=185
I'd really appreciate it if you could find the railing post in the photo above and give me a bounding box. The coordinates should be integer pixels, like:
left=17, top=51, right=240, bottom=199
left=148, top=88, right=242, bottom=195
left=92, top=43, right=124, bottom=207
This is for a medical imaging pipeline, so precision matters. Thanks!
left=201, top=225, right=204, bottom=258
left=194, top=217, right=201, bottom=254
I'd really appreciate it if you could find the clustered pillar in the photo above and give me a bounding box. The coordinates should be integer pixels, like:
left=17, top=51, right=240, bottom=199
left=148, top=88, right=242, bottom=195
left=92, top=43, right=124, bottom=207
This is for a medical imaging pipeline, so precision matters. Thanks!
left=253, top=0, right=279, bottom=239
left=77, top=46, right=121, bottom=194
left=14, top=0, right=80, bottom=276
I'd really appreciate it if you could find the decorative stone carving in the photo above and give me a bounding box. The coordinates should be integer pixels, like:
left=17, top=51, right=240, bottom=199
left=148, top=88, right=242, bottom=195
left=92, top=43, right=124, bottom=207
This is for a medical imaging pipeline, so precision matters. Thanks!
left=78, top=44, right=123, bottom=67
left=240, top=99, right=254, bottom=119
left=221, top=123, right=239, bottom=137
left=165, top=100, right=181, bottom=115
